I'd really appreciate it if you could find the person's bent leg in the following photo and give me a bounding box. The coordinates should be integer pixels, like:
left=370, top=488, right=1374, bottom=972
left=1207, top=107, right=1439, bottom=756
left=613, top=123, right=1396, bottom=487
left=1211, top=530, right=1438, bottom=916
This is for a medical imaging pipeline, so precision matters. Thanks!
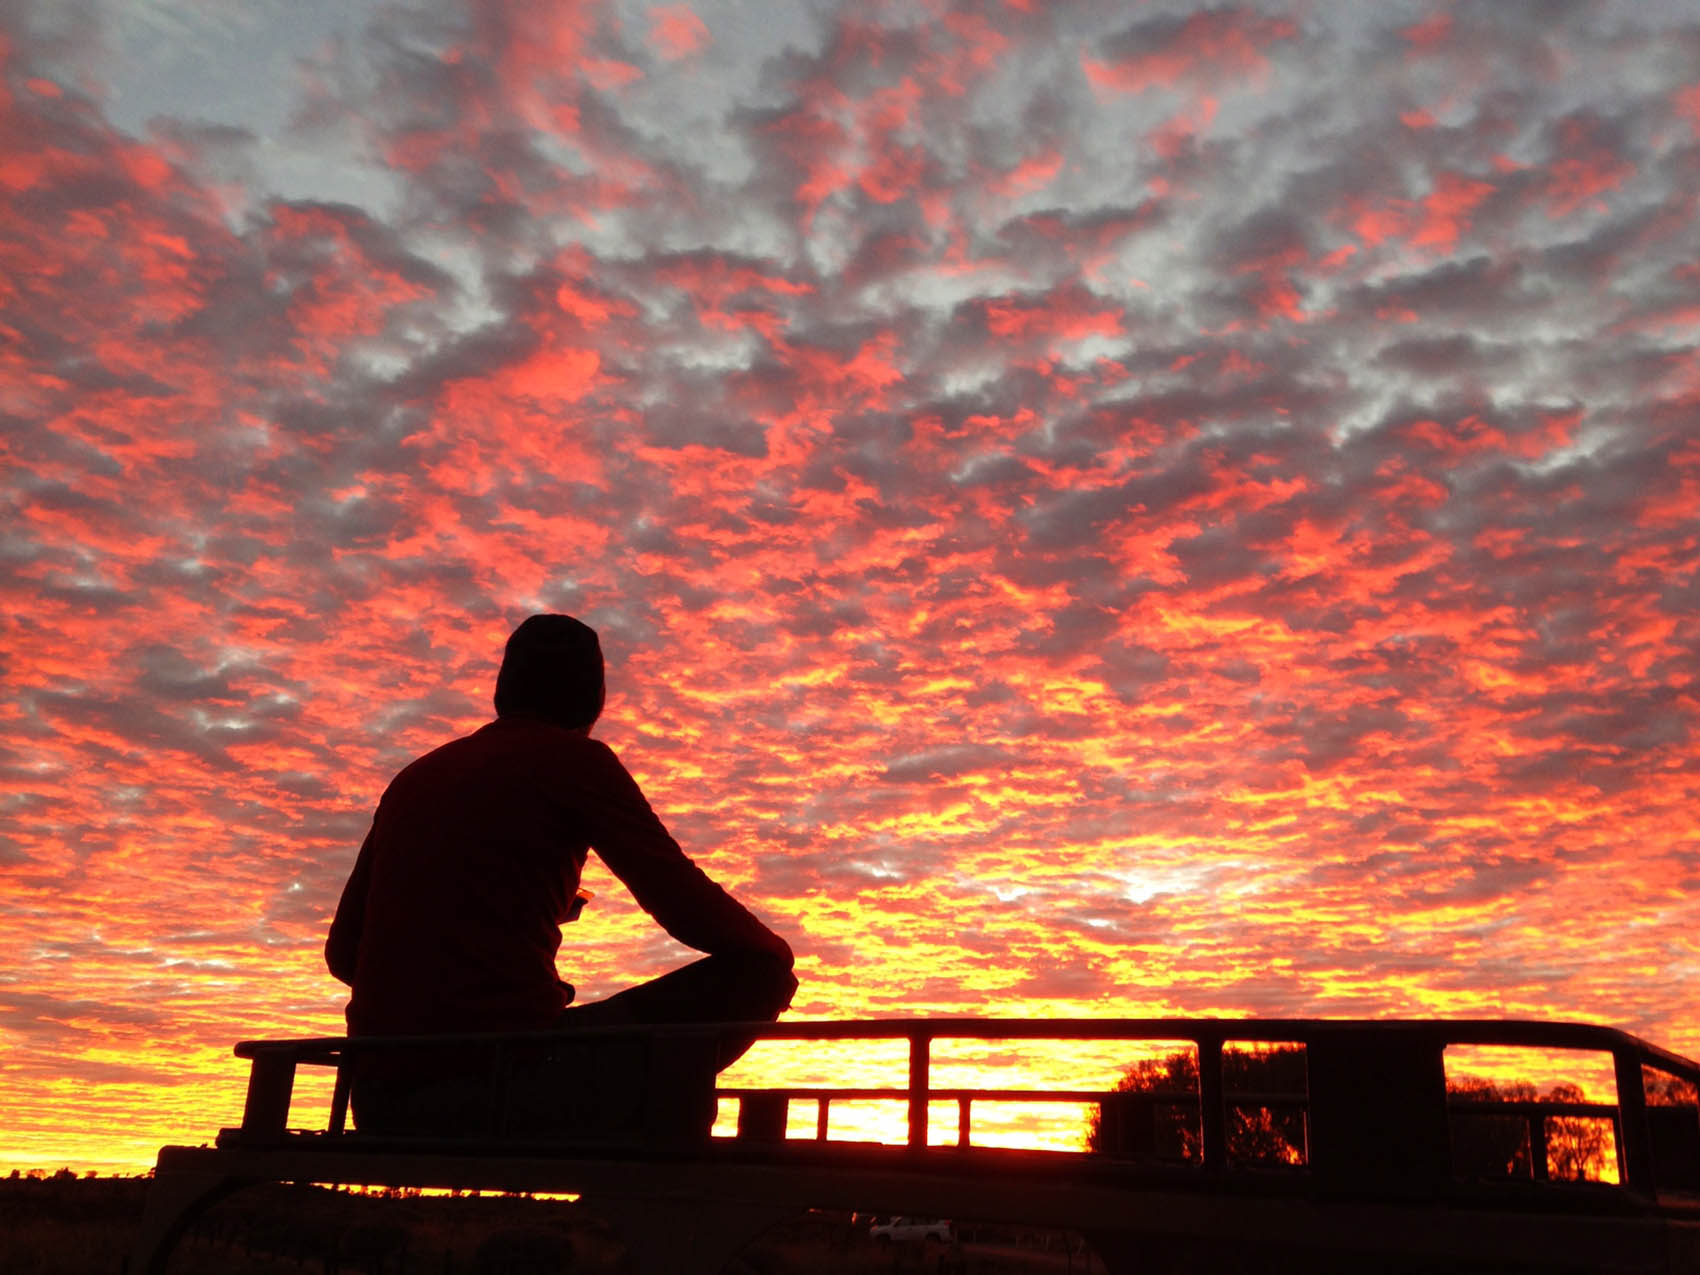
left=539, top=951, right=796, bottom=1141
left=567, top=949, right=796, bottom=1066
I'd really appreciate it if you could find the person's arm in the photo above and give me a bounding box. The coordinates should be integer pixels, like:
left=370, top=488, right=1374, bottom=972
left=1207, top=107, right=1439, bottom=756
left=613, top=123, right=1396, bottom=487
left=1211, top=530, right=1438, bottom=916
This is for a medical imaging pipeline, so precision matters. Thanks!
left=577, top=741, right=793, bottom=967
left=325, top=821, right=377, bottom=985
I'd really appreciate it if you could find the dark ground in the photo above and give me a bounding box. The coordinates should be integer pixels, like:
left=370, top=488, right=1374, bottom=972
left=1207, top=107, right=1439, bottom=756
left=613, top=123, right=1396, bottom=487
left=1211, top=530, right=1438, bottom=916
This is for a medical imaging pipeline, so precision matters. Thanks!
left=0, top=1173, right=1106, bottom=1274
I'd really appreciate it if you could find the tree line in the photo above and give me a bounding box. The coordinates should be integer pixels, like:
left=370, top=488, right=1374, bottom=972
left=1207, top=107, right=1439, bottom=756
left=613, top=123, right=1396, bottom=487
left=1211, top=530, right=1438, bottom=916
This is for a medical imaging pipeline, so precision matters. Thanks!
left=1086, top=1044, right=1618, bottom=1181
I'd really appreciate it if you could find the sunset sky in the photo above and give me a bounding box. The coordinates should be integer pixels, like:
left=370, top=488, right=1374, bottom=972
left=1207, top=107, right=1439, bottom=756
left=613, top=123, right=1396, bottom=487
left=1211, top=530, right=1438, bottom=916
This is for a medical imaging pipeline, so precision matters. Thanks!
left=3, top=0, right=1699, bottom=1174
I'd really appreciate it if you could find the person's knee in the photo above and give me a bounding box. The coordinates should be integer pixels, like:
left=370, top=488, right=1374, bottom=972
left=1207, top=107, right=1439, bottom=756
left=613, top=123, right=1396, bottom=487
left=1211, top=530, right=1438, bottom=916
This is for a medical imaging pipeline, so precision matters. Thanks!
left=725, top=949, right=797, bottom=1020
left=766, top=959, right=799, bottom=1018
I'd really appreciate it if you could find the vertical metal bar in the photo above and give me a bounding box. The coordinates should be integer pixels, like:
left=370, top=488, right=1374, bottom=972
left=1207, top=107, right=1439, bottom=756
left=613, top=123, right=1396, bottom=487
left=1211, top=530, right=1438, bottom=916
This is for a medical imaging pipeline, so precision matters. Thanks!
left=958, top=1096, right=971, bottom=1147
left=1198, top=1036, right=1226, bottom=1170
left=493, top=1041, right=514, bottom=1138
left=908, top=1031, right=931, bottom=1151
left=239, top=1054, right=296, bottom=1138
left=1530, top=1112, right=1549, bottom=1181
left=816, top=1096, right=829, bottom=1142
left=328, top=1058, right=351, bottom=1136
left=1614, top=1045, right=1655, bottom=1194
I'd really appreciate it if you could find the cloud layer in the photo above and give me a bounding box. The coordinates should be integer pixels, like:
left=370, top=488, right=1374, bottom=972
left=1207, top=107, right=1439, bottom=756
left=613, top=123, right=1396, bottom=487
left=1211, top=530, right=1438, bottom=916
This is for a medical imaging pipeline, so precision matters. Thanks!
left=2, top=0, right=1698, bottom=1169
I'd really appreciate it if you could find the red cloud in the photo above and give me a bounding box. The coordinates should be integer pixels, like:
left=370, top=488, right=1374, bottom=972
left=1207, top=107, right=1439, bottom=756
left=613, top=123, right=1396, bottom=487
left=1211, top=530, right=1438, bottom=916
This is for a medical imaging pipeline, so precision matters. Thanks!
left=1082, top=10, right=1297, bottom=95
left=1544, top=144, right=1632, bottom=218
left=649, top=5, right=710, bottom=60
left=984, top=283, right=1123, bottom=343
left=1678, top=84, right=1700, bottom=136
left=1401, top=13, right=1452, bottom=51
left=1410, top=172, right=1496, bottom=252
left=991, top=149, right=1064, bottom=200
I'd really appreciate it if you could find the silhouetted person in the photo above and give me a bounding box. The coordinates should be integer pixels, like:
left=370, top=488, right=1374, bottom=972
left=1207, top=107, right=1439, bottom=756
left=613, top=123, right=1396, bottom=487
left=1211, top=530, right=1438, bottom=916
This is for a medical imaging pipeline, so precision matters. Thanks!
left=325, top=614, right=796, bottom=1137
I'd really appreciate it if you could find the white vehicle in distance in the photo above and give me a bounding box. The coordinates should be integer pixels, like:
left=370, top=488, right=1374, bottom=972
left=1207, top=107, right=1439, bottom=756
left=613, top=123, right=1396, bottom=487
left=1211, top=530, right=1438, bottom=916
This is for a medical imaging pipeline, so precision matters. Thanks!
left=868, top=1216, right=954, bottom=1244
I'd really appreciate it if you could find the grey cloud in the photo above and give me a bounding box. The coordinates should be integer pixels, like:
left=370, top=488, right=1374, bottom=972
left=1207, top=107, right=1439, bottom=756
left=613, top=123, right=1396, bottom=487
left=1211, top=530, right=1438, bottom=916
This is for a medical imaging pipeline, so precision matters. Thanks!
left=1373, top=334, right=1524, bottom=378
left=0, top=988, right=167, bottom=1040
left=880, top=744, right=1017, bottom=784
left=1168, top=525, right=1272, bottom=592
left=1209, top=205, right=1315, bottom=273
left=1345, top=255, right=1553, bottom=324
left=1093, top=640, right=1174, bottom=697
left=129, top=645, right=243, bottom=704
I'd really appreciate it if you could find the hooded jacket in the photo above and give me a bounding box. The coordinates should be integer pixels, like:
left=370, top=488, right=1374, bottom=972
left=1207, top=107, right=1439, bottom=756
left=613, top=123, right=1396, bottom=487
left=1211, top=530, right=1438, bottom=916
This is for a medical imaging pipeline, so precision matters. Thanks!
left=325, top=714, right=792, bottom=1036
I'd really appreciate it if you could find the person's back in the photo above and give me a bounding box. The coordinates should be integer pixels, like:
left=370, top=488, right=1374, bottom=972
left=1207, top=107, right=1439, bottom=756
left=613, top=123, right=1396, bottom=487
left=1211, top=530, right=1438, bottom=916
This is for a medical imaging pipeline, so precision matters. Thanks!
left=335, top=719, right=597, bottom=1037
left=325, top=614, right=796, bottom=1136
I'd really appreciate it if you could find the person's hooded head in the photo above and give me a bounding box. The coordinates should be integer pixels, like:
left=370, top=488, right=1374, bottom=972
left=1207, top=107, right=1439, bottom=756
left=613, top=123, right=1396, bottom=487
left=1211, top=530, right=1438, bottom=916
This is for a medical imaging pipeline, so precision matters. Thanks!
left=493, top=613, right=605, bottom=731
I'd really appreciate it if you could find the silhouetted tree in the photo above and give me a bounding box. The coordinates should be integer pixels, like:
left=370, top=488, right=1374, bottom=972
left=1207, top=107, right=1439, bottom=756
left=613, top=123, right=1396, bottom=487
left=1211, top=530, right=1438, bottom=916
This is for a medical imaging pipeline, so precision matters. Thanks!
left=1447, top=1075, right=1537, bottom=1177
left=1447, top=1075, right=1615, bottom=1181
left=1086, top=1048, right=1200, bottom=1160
left=1544, top=1083, right=1615, bottom=1181
left=1087, top=1046, right=1307, bottom=1166
left=1644, top=1069, right=1697, bottom=1106
left=1093, top=1051, right=1621, bottom=1180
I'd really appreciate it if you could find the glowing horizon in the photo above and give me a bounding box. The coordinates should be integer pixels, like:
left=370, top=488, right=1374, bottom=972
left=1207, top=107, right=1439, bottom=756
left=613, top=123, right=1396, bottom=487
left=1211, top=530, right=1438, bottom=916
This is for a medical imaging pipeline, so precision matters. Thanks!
left=3, top=0, right=1699, bottom=1174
